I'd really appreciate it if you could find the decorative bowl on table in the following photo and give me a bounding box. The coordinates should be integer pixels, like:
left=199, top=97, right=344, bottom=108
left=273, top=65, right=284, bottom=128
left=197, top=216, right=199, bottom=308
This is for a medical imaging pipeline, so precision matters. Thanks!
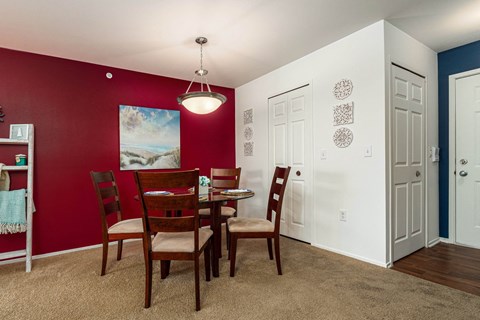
left=220, top=189, right=254, bottom=196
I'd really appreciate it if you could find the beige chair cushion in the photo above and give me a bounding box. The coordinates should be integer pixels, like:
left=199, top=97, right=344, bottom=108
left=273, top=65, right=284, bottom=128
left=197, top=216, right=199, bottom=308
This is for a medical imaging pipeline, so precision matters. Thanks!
left=227, top=217, right=274, bottom=233
left=108, top=218, right=143, bottom=234
left=151, top=228, right=213, bottom=253
left=199, top=206, right=236, bottom=217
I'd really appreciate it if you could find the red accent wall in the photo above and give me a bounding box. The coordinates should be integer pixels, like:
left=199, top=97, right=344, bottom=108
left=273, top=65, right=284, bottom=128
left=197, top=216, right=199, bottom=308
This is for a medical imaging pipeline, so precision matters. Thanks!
left=0, top=47, right=235, bottom=255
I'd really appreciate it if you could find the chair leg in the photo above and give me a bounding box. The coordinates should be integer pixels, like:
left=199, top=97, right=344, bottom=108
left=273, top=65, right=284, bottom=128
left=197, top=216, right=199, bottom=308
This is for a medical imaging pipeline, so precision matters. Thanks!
left=227, top=212, right=237, bottom=259
left=194, top=256, right=201, bottom=311
left=101, top=239, right=108, bottom=276
left=229, top=234, right=238, bottom=277
left=274, top=235, right=282, bottom=275
left=226, top=221, right=230, bottom=256
left=267, top=238, right=273, bottom=260
left=116, top=239, right=123, bottom=261
left=160, top=260, right=171, bottom=279
left=144, top=255, right=152, bottom=308
left=204, top=241, right=211, bottom=282
left=226, top=222, right=231, bottom=260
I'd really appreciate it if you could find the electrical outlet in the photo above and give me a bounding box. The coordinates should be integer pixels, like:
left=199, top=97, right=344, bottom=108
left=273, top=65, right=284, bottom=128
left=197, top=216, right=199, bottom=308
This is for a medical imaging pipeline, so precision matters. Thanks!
left=339, top=210, right=347, bottom=222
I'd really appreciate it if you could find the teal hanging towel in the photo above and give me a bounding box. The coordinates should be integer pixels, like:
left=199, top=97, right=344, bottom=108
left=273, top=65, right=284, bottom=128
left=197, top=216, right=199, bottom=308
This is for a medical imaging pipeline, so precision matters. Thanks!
left=0, top=189, right=26, bottom=234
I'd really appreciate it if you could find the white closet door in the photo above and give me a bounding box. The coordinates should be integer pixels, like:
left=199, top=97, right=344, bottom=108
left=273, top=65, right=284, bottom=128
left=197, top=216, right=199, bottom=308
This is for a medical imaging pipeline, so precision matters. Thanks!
left=269, top=85, right=312, bottom=243
left=391, top=65, right=426, bottom=261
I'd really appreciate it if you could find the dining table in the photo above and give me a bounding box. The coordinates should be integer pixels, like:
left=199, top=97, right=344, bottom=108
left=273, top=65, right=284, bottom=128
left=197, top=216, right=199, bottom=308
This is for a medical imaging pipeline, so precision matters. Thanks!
left=200, top=188, right=254, bottom=277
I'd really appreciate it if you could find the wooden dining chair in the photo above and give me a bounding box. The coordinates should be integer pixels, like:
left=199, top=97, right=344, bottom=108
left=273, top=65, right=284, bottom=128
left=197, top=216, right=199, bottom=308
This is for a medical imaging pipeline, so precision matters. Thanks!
left=90, top=170, right=143, bottom=276
left=198, top=167, right=241, bottom=248
left=134, top=169, right=212, bottom=311
left=227, top=166, right=291, bottom=277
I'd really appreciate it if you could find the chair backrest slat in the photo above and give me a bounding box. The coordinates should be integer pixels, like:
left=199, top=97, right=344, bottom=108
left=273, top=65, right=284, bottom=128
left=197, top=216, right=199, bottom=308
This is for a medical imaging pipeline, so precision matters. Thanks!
left=100, top=186, right=117, bottom=200
left=268, top=198, right=279, bottom=212
left=104, top=200, right=120, bottom=215
left=271, top=182, right=283, bottom=195
left=212, top=179, right=236, bottom=189
left=148, top=216, right=195, bottom=232
left=139, top=171, right=198, bottom=189
left=266, top=167, right=291, bottom=228
left=92, top=171, right=115, bottom=184
left=143, top=194, right=197, bottom=211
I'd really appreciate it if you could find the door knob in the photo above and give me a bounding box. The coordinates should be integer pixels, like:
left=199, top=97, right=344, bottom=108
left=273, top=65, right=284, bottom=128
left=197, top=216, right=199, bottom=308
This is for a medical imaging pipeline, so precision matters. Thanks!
left=459, top=170, right=468, bottom=177
left=416, top=171, right=421, bottom=177
left=296, top=170, right=301, bottom=176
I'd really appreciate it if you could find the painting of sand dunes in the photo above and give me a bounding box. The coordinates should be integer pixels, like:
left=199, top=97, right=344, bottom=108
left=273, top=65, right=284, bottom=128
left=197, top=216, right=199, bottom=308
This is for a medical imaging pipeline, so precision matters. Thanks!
left=119, top=105, right=180, bottom=170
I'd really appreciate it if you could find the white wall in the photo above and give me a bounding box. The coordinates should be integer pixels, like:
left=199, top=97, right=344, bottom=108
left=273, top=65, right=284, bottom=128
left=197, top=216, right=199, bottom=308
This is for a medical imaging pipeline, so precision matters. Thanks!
left=236, top=21, right=387, bottom=266
left=310, top=22, right=387, bottom=266
left=235, top=20, right=438, bottom=267
left=384, top=22, right=439, bottom=263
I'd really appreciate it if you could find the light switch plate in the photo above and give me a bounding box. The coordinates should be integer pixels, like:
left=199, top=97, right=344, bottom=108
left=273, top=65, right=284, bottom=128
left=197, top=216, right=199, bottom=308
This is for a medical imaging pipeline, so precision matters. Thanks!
left=364, top=145, right=372, bottom=157
left=320, top=149, right=327, bottom=160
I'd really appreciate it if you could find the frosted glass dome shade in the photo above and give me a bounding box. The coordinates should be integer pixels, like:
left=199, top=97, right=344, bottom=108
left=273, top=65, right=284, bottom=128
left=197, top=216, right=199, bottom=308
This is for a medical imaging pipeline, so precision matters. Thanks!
left=178, top=91, right=226, bottom=115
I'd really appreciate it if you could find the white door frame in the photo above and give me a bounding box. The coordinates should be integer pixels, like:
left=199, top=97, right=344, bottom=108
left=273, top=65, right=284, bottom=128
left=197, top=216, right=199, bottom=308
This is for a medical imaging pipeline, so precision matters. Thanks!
left=448, top=67, right=480, bottom=243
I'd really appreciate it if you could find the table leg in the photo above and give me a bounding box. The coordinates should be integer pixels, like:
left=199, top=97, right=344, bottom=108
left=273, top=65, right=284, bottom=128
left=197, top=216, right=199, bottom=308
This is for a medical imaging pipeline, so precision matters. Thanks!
left=211, top=202, right=221, bottom=277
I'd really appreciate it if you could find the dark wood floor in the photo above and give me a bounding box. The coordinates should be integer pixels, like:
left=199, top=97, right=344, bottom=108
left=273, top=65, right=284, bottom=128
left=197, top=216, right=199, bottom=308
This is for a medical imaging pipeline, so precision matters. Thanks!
left=392, top=242, right=480, bottom=296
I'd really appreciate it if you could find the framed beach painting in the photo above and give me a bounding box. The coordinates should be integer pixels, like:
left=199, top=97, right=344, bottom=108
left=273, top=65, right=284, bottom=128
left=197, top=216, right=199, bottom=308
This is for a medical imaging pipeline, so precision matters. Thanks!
left=119, top=105, right=180, bottom=170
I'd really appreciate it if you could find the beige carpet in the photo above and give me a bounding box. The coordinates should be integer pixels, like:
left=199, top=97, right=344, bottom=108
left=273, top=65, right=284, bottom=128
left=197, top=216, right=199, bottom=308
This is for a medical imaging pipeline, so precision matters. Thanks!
left=1, top=234, right=479, bottom=320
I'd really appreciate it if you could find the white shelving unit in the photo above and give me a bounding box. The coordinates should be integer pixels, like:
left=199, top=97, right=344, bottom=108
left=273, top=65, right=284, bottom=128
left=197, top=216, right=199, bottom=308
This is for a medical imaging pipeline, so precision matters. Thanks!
left=0, top=124, right=34, bottom=272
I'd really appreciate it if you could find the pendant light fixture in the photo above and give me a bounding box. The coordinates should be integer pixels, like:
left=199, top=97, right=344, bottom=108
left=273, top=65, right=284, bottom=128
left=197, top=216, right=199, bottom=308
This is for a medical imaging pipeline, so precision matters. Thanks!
left=177, top=37, right=227, bottom=114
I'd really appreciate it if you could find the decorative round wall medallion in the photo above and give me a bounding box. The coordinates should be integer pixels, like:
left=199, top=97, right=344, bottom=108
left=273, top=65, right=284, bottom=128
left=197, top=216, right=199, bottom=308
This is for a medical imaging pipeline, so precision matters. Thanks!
left=333, top=79, right=353, bottom=100
left=244, top=126, right=253, bottom=141
left=333, top=127, right=353, bottom=148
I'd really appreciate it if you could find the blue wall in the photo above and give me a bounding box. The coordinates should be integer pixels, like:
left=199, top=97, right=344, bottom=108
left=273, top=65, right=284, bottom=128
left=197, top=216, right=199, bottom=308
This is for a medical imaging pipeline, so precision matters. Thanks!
left=438, top=40, right=480, bottom=237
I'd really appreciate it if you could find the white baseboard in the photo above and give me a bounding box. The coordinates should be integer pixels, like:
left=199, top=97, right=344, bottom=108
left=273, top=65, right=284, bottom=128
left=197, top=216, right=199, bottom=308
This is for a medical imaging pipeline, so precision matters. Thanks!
left=0, top=239, right=142, bottom=267
left=0, top=249, right=26, bottom=261
left=442, top=238, right=480, bottom=250
left=427, top=237, right=441, bottom=247
left=311, top=243, right=389, bottom=268
left=439, top=237, right=453, bottom=244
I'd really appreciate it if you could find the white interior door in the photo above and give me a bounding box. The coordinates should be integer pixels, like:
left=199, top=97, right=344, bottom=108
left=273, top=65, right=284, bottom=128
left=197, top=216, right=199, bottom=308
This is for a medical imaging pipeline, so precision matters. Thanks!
left=268, top=85, right=312, bottom=243
left=455, top=73, right=480, bottom=248
left=391, top=65, right=426, bottom=261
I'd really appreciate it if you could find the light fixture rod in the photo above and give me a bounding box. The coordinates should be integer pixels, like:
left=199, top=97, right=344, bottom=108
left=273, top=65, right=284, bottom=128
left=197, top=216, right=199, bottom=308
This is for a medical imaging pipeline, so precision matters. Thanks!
left=204, top=77, right=212, bottom=93
left=185, top=76, right=196, bottom=94
left=199, top=38, right=204, bottom=71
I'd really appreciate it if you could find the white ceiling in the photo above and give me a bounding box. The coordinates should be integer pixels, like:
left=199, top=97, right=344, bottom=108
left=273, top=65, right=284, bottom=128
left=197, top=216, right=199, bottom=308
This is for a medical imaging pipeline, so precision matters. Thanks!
left=1, top=0, right=479, bottom=88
